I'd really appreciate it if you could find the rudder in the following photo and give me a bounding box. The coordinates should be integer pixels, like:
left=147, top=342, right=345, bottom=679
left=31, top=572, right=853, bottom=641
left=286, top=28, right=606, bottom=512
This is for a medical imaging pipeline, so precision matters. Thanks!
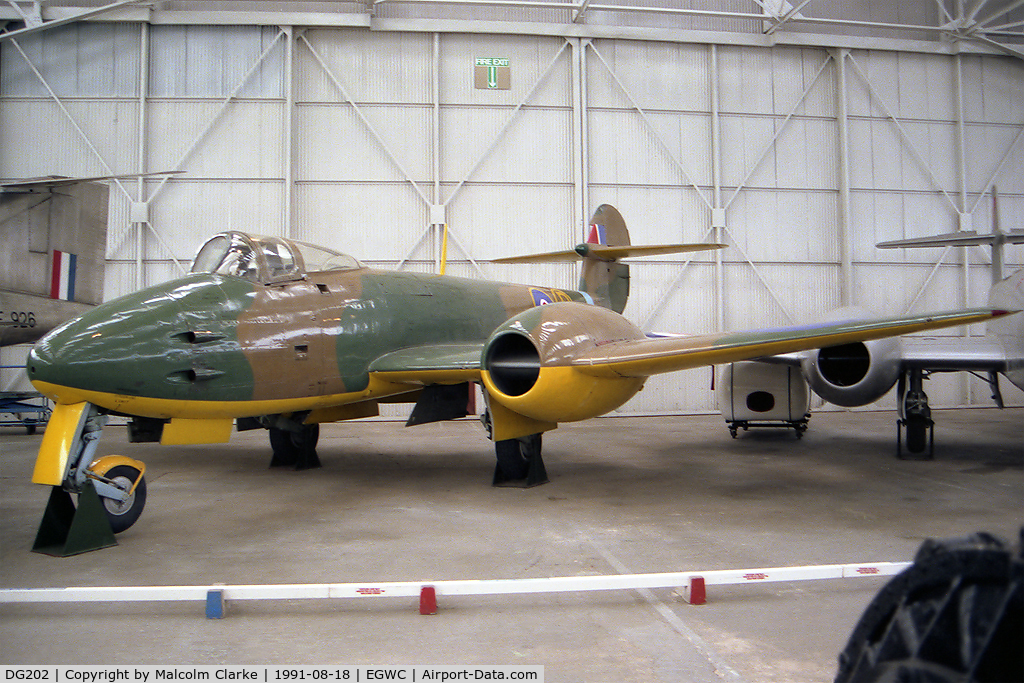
left=580, top=204, right=631, bottom=313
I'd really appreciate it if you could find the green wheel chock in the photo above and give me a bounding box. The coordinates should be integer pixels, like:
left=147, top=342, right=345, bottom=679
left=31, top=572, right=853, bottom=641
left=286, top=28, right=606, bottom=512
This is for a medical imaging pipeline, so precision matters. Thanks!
left=32, top=482, right=118, bottom=557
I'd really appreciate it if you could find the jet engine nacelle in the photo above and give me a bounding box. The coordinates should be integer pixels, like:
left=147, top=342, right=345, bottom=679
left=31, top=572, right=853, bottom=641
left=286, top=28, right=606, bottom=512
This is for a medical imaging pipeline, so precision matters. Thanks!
left=801, top=336, right=903, bottom=407
left=480, top=302, right=647, bottom=425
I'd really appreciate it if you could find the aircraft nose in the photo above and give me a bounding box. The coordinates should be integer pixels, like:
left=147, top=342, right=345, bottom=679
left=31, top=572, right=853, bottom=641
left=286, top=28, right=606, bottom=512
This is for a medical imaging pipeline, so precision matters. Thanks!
left=27, top=318, right=95, bottom=393
left=26, top=284, right=188, bottom=401
left=26, top=343, right=55, bottom=386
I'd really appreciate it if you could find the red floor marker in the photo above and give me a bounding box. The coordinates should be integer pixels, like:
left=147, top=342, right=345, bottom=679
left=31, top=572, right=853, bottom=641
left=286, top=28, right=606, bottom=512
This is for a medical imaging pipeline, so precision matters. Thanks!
left=687, top=576, right=706, bottom=605
left=419, top=585, right=437, bottom=615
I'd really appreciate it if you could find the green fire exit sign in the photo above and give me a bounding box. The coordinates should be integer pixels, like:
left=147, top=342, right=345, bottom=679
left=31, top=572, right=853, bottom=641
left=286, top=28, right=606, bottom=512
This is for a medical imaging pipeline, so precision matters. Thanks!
left=475, top=58, right=510, bottom=90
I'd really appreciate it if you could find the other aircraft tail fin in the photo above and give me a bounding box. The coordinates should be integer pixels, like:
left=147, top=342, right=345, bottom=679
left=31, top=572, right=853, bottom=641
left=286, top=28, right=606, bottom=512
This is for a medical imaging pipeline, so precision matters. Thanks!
left=492, top=204, right=725, bottom=314
left=987, top=268, right=1024, bottom=391
left=876, top=189, right=1023, bottom=285
left=1, top=176, right=111, bottom=346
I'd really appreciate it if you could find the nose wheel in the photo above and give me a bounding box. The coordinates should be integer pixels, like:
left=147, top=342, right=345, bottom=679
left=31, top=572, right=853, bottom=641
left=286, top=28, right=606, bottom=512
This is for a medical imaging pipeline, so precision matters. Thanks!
left=31, top=402, right=148, bottom=555
left=94, top=464, right=147, bottom=533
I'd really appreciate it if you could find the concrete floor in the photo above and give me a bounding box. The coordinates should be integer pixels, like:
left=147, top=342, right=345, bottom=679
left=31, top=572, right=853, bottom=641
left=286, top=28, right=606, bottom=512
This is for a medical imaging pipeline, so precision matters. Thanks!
left=1, top=408, right=1021, bottom=681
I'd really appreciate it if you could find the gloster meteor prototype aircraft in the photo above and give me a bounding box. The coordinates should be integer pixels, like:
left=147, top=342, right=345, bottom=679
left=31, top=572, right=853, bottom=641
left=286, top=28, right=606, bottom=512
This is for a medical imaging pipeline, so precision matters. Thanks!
left=26, top=205, right=1014, bottom=534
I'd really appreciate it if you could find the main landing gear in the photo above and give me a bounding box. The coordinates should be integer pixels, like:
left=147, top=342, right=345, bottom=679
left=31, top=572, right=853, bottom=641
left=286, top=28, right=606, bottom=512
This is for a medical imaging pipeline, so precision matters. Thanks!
left=897, top=369, right=934, bottom=459
left=895, top=368, right=1007, bottom=460
left=493, top=433, right=549, bottom=487
left=482, top=410, right=549, bottom=488
left=32, top=402, right=147, bottom=555
left=269, top=423, right=321, bottom=470
left=238, top=415, right=322, bottom=470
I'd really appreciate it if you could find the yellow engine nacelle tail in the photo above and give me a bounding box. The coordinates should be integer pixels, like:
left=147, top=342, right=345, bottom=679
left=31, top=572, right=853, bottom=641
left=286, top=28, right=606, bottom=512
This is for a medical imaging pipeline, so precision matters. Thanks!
left=483, top=365, right=644, bottom=424
left=480, top=302, right=647, bottom=439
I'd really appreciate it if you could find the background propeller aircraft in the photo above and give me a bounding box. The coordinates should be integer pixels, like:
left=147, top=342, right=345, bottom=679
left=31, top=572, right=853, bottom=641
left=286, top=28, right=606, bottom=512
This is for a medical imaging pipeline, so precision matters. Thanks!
left=26, top=205, right=1014, bottom=537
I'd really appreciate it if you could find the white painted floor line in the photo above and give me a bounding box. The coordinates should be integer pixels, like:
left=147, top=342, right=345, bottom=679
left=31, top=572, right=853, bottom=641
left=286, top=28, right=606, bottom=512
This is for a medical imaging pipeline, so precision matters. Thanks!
left=587, top=537, right=746, bottom=683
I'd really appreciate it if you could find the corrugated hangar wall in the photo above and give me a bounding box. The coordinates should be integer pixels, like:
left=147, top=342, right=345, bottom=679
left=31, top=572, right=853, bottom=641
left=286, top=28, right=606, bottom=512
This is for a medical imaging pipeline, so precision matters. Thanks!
left=1, top=2, right=1022, bottom=414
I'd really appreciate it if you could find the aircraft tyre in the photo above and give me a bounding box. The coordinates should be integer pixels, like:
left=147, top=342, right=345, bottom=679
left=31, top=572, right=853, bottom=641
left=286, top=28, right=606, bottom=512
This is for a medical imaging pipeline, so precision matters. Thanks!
left=97, top=465, right=147, bottom=534
left=494, top=438, right=530, bottom=481
left=905, top=414, right=929, bottom=454
left=835, top=529, right=1023, bottom=683
left=493, top=433, right=548, bottom=487
left=269, top=424, right=321, bottom=470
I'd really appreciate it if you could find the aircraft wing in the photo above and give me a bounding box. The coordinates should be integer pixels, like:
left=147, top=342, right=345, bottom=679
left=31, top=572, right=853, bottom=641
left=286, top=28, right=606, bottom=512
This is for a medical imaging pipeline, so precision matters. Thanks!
left=1, top=171, right=181, bottom=192
left=571, top=308, right=1011, bottom=378
left=899, top=335, right=1020, bottom=372
left=368, top=343, right=484, bottom=385
left=365, top=309, right=1013, bottom=386
left=727, top=333, right=1019, bottom=371
left=876, top=229, right=1024, bottom=249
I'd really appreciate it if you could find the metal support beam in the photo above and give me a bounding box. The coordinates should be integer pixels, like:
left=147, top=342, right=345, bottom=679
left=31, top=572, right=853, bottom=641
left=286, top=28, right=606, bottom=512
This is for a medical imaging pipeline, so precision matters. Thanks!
left=709, top=43, right=724, bottom=332
left=953, top=50, right=971, bottom=404
left=764, top=0, right=813, bottom=35
left=135, top=21, right=149, bottom=291
left=570, top=38, right=584, bottom=241
left=443, top=39, right=570, bottom=207
left=968, top=124, right=1024, bottom=216
left=833, top=48, right=853, bottom=308
left=399, top=38, right=570, bottom=276
left=723, top=54, right=833, bottom=211
left=5, top=33, right=192, bottom=280
left=975, top=0, right=1024, bottom=28
left=147, top=29, right=286, bottom=206
left=580, top=40, right=590, bottom=246
left=846, top=53, right=960, bottom=215
left=432, top=32, right=442, bottom=272
left=283, top=26, right=296, bottom=240
left=0, top=0, right=147, bottom=42
left=300, top=32, right=431, bottom=207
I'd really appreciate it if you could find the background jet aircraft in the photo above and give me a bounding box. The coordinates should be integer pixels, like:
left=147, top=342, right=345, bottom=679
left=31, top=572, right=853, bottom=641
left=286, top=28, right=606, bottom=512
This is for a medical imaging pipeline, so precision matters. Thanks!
left=25, top=205, right=1013, bottom=535
left=1, top=176, right=109, bottom=435
left=1, top=176, right=109, bottom=347
left=717, top=196, right=1024, bottom=457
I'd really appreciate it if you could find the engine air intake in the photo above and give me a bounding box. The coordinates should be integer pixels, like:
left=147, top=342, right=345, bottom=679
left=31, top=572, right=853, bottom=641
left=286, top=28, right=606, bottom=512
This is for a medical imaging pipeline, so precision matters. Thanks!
left=484, top=333, right=540, bottom=397
left=818, top=342, right=870, bottom=387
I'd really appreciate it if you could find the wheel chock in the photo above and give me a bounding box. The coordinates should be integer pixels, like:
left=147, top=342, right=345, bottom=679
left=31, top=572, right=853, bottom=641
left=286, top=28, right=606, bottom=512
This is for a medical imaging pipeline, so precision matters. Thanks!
left=32, top=482, right=117, bottom=557
left=524, top=449, right=549, bottom=488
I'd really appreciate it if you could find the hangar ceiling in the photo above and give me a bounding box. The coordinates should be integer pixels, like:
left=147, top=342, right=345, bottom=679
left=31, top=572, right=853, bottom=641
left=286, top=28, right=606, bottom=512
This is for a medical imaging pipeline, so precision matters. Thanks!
left=1, top=0, right=1022, bottom=412
left=3, top=0, right=1024, bottom=58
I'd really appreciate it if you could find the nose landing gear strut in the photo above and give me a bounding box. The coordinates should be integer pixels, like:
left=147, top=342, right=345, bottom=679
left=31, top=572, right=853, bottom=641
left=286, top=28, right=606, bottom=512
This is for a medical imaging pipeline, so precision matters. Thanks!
left=31, top=402, right=147, bottom=556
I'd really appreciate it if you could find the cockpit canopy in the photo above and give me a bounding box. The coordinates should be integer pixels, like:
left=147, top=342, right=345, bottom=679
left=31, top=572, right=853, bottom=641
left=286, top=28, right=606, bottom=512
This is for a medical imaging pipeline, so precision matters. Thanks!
left=191, top=232, right=362, bottom=284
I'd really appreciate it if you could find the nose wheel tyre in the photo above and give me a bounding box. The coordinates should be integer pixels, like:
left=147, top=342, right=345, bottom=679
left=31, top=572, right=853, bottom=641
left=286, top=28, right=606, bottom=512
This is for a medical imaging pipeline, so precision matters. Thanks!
left=96, top=464, right=147, bottom=533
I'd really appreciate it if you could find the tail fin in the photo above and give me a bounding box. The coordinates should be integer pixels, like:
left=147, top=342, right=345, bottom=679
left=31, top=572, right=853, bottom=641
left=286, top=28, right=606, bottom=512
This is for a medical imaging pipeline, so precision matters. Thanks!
left=491, top=203, right=725, bottom=314
left=581, top=204, right=631, bottom=313
left=987, top=268, right=1024, bottom=392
